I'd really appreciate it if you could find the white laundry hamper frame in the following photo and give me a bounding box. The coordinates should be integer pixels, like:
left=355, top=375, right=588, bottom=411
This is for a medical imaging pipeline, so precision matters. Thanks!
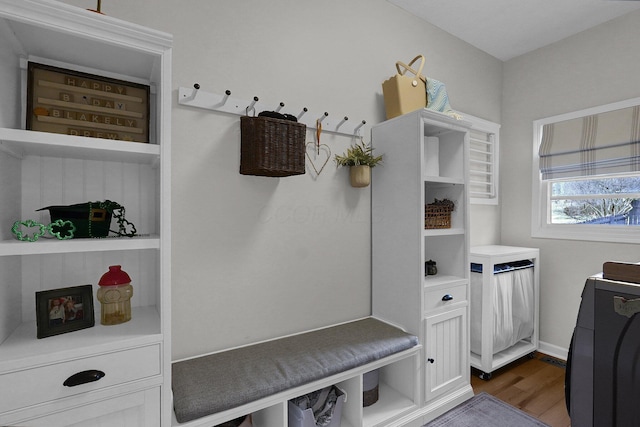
left=469, top=245, right=540, bottom=380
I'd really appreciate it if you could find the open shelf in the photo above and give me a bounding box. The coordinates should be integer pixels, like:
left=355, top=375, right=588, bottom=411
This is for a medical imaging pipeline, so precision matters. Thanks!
left=0, top=235, right=160, bottom=256
left=0, top=128, right=160, bottom=163
left=424, top=228, right=465, bottom=237
left=0, top=306, right=161, bottom=371
left=363, top=381, right=418, bottom=427
left=423, top=175, right=465, bottom=185
left=424, top=234, right=467, bottom=279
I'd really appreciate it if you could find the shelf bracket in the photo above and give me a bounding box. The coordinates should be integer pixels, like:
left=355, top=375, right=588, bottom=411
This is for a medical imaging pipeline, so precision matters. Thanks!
left=178, top=86, right=367, bottom=138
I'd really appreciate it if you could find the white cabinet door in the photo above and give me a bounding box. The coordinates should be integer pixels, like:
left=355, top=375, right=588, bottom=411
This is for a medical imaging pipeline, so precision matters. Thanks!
left=424, top=306, right=468, bottom=402
left=8, top=387, right=160, bottom=427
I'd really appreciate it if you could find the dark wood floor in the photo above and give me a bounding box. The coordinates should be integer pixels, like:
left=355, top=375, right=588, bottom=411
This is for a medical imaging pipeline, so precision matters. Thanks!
left=470, top=352, right=571, bottom=427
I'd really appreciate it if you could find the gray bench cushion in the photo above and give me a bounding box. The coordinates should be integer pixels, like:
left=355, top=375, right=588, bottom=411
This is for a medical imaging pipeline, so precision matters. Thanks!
left=172, top=317, right=418, bottom=423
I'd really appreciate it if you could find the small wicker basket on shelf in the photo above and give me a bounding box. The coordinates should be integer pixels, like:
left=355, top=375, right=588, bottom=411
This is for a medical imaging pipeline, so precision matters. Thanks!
left=425, top=199, right=455, bottom=229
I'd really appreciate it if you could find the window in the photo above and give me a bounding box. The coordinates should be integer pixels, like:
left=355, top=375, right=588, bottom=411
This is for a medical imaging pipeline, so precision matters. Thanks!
left=466, top=114, right=500, bottom=205
left=550, top=175, right=640, bottom=224
left=532, top=98, right=640, bottom=243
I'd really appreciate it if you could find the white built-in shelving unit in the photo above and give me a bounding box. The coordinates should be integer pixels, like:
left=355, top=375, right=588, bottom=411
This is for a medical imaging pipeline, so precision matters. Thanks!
left=0, top=0, right=172, bottom=425
left=372, top=109, right=474, bottom=424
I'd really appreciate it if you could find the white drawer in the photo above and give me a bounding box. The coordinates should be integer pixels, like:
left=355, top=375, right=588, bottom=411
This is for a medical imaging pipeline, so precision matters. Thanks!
left=424, top=284, right=467, bottom=312
left=0, top=344, right=160, bottom=413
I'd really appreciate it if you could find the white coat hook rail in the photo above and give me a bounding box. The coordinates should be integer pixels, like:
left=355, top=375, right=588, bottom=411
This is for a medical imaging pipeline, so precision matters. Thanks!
left=178, top=84, right=367, bottom=137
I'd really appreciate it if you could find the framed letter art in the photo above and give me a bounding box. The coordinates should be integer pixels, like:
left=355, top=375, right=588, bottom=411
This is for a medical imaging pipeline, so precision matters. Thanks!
left=26, top=62, right=150, bottom=143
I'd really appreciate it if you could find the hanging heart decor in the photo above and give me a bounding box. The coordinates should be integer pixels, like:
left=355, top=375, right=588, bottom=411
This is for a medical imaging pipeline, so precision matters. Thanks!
left=305, top=142, right=331, bottom=176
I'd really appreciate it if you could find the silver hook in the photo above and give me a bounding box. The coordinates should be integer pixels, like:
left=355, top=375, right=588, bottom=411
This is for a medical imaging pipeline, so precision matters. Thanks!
left=297, top=107, right=308, bottom=120
left=275, top=102, right=285, bottom=113
left=354, top=120, right=366, bottom=135
left=318, top=112, right=329, bottom=123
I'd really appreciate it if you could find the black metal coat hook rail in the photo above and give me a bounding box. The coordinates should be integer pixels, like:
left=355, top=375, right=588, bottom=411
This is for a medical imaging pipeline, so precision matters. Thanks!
left=178, top=84, right=368, bottom=137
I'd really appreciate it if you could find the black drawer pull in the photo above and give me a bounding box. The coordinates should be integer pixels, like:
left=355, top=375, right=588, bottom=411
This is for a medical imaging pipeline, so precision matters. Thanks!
left=442, top=294, right=454, bottom=301
left=428, top=358, right=435, bottom=364
left=63, top=370, right=105, bottom=387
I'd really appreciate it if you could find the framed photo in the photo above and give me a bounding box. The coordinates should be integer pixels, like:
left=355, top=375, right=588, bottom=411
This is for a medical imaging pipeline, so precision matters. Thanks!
left=26, top=62, right=150, bottom=143
left=36, top=285, right=95, bottom=339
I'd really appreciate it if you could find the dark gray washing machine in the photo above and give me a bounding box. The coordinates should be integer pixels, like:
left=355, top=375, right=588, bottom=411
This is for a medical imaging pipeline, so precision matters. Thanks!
left=567, top=264, right=640, bottom=427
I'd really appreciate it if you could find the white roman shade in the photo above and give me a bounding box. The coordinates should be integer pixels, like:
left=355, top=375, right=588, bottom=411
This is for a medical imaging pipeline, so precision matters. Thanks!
left=539, top=104, right=640, bottom=179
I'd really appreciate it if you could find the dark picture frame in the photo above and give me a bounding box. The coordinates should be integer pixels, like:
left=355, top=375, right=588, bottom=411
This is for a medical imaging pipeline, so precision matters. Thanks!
left=36, top=284, right=95, bottom=339
left=26, top=62, right=150, bottom=143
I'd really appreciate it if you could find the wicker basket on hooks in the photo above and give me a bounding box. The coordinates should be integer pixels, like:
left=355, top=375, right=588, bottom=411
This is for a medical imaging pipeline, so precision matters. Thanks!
left=240, top=115, right=306, bottom=177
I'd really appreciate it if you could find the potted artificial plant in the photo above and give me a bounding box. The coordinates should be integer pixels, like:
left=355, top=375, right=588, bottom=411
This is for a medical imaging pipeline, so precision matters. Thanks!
left=334, top=141, right=383, bottom=187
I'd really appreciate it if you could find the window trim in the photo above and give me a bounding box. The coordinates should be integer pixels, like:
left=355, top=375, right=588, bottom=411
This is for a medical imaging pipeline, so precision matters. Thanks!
left=532, top=98, right=640, bottom=244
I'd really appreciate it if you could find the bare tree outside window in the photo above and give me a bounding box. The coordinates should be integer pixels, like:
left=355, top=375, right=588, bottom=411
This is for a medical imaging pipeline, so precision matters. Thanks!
left=550, top=176, right=640, bottom=225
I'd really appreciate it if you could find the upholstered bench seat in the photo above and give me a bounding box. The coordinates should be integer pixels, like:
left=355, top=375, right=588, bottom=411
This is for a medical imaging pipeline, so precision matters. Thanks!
left=172, top=317, right=418, bottom=424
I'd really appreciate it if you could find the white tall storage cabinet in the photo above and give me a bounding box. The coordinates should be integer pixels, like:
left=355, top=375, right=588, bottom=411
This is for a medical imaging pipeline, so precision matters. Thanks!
left=0, top=1, right=172, bottom=425
left=372, top=109, right=474, bottom=424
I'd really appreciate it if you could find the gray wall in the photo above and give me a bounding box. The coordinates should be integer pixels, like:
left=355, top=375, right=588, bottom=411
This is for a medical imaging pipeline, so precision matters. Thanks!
left=56, top=0, right=640, bottom=360
left=501, top=10, right=640, bottom=354
left=58, top=0, right=502, bottom=359
left=57, top=0, right=640, bottom=359
left=53, top=0, right=640, bottom=358
left=64, top=1, right=640, bottom=360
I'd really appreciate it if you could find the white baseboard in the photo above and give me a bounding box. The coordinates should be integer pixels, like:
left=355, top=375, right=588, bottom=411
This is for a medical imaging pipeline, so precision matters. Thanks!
left=538, top=340, right=568, bottom=361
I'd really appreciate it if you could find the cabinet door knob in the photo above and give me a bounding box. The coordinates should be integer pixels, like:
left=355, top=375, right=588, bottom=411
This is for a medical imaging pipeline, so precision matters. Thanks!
left=427, top=358, right=435, bottom=364
left=63, top=370, right=105, bottom=387
left=442, top=294, right=453, bottom=301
